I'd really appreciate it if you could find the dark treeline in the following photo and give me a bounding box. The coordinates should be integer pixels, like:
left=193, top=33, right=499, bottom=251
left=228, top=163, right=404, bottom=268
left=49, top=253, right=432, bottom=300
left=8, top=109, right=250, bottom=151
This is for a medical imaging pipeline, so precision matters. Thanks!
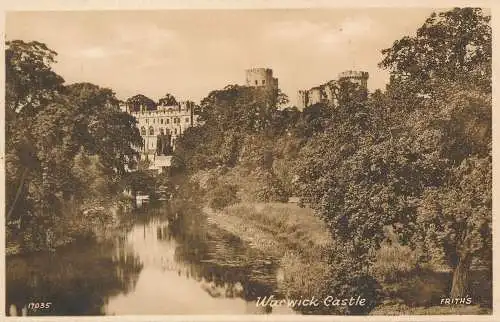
left=6, top=40, right=143, bottom=252
left=172, top=8, right=492, bottom=313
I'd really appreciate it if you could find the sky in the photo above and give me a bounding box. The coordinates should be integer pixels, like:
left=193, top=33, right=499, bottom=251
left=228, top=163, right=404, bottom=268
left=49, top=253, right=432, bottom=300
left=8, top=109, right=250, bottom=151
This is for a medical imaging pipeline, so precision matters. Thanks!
left=6, top=9, right=441, bottom=106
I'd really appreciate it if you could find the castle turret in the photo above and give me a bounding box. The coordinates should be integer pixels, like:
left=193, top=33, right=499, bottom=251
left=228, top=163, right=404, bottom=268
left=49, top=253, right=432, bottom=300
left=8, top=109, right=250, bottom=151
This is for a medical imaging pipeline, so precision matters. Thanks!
left=245, top=68, right=278, bottom=89
left=338, top=70, right=369, bottom=89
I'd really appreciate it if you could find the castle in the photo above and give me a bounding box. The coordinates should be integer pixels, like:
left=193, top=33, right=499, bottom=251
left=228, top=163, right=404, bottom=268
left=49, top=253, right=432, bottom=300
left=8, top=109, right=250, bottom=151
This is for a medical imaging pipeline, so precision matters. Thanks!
left=123, top=101, right=198, bottom=165
left=297, top=70, right=369, bottom=110
left=121, top=68, right=366, bottom=169
left=245, top=68, right=278, bottom=90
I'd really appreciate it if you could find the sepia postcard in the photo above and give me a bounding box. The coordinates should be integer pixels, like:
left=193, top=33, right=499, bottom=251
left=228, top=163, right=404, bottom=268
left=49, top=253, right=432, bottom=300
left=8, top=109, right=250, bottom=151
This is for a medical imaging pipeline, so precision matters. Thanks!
left=1, top=0, right=498, bottom=321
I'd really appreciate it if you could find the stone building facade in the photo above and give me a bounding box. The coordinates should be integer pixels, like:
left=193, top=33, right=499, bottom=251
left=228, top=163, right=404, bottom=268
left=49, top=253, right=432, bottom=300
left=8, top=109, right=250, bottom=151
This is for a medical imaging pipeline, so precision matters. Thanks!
left=124, top=101, right=198, bottom=161
left=245, top=68, right=278, bottom=90
left=297, top=70, right=369, bottom=110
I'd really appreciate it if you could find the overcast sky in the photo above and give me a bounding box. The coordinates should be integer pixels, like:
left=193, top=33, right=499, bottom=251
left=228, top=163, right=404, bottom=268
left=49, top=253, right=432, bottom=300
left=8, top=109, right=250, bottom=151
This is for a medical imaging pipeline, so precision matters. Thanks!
left=7, top=9, right=440, bottom=105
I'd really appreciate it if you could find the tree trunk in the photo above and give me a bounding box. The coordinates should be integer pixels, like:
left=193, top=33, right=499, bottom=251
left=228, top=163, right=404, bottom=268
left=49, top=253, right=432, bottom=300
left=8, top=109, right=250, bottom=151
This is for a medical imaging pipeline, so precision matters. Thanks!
left=450, top=255, right=471, bottom=298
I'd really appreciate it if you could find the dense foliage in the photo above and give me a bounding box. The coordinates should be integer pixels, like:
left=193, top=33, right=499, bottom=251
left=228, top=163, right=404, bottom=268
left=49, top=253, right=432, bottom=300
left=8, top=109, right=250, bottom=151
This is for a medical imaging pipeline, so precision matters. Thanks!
left=6, top=40, right=143, bottom=252
left=294, top=7, right=491, bottom=308
left=173, top=85, right=299, bottom=205
left=126, top=94, right=156, bottom=112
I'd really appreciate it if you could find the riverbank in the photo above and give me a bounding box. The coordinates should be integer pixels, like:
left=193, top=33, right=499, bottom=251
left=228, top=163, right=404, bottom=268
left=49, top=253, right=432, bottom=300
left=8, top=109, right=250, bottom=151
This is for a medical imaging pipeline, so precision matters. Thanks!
left=204, top=202, right=331, bottom=259
left=203, top=202, right=335, bottom=313
left=202, top=201, right=492, bottom=315
left=6, top=196, right=136, bottom=257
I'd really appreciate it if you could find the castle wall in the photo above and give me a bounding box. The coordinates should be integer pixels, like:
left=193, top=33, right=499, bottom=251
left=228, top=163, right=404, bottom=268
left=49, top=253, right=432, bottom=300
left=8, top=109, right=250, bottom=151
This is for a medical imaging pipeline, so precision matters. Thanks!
left=297, top=90, right=308, bottom=110
left=308, top=87, right=322, bottom=106
left=297, top=71, right=368, bottom=109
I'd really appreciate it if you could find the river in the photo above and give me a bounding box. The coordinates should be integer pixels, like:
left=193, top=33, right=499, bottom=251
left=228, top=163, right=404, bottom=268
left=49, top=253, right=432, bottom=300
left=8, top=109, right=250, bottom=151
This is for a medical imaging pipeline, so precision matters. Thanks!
left=5, top=203, right=295, bottom=315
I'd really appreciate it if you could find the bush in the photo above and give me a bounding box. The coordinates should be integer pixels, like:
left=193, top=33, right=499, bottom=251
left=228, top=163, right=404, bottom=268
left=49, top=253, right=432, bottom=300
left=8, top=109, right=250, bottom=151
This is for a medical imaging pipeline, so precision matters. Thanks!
left=326, top=254, right=382, bottom=315
left=278, top=252, right=332, bottom=314
left=380, top=270, right=449, bottom=307
left=371, top=241, right=418, bottom=283
left=207, top=183, right=239, bottom=210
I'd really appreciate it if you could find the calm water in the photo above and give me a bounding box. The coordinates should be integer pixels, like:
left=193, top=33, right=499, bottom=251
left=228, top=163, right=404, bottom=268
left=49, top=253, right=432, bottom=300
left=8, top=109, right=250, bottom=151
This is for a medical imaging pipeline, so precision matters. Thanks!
left=6, top=204, right=295, bottom=315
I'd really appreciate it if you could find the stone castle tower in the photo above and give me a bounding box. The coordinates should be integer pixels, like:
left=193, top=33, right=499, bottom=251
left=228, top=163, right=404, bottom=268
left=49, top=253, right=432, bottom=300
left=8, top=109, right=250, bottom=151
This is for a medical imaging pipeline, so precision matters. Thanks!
left=338, top=70, right=369, bottom=89
left=245, top=68, right=278, bottom=89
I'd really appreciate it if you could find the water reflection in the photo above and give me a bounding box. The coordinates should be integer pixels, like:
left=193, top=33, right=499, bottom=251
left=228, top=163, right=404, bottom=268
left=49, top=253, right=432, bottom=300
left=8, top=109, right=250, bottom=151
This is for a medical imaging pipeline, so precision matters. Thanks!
left=6, top=238, right=143, bottom=316
left=6, top=204, right=296, bottom=315
left=171, top=213, right=275, bottom=273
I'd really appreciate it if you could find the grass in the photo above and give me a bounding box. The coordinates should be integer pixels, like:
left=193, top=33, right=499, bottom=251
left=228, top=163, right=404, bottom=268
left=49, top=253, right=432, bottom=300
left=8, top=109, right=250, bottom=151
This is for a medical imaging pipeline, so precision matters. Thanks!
left=371, top=242, right=419, bottom=283
left=205, top=202, right=331, bottom=259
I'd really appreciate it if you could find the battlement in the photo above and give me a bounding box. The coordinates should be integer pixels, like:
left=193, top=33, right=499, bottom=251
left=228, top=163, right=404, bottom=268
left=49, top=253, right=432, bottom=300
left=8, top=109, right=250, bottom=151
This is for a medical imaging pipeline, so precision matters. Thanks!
left=338, top=70, right=369, bottom=80
left=129, top=100, right=194, bottom=115
left=246, top=68, right=273, bottom=74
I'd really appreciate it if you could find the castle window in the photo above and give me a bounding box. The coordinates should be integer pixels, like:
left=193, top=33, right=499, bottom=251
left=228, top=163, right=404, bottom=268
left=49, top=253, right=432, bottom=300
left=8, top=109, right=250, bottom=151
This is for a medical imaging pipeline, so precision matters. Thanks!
left=174, top=128, right=177, bottom=135
left=149, top=126, right=154, bottom=135
left=161, top=119, right=164, bottom=124
left=185, top=117, right=190, bottom=123
left=255, top=80, right=258, bottom=85
left=262, top=80, right=266, bottom=85
left=166, top=118, right=170, bottom=124
left=141, top=126, right=146, bottom=135
left=153, top=118, right=155, bottom=124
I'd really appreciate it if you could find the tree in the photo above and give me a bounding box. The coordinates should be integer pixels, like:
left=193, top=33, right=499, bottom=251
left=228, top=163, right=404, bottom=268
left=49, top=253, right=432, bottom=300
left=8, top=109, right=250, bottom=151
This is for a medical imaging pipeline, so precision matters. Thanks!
left=199, top=84, right=283, bottom=133
left=269, top=106, right=301, bottom=136
left=125, top=94, right=156, bottom=112
left=380, top=8, right=491, bottom=97
left=6, top=40, right=69, bottom=249
left=293, top=103, right=333, bottom=138
left=66, top=83, right=143, bottom=176
left=417, top=156, right=491, bottom=298
left=276, top=88, right=290, bottom=109
left=406, top=83, right=491, bottom=298
left=6, top=40, right=144, bottom=251
left=158, top=93, right=178, bottom=106
left=379, top=8, right=491, bottom=297
left=175, top=84, right=286, bottom=172
left=6, top=40, right=64, bottom=115
left=295, top=87, right=395, bottom=256
left=294, top=9, right=491, bottom=307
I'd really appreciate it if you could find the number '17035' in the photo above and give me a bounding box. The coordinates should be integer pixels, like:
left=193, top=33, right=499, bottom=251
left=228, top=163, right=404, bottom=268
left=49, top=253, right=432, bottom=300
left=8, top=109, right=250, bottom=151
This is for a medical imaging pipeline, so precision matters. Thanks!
left=27, top=302, right=52, bottom=310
